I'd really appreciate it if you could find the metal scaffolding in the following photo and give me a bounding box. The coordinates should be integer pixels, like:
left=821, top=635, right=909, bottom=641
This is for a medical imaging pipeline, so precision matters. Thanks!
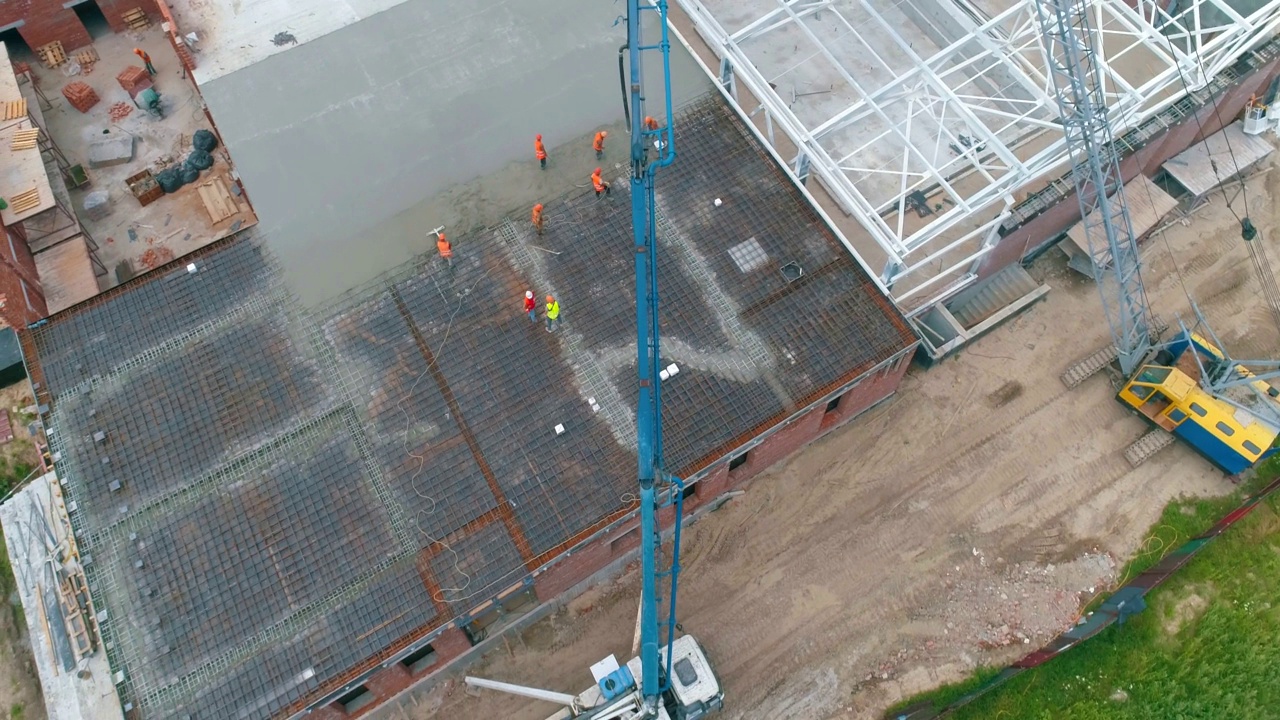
left=674, top=0, right=1280, bottom=311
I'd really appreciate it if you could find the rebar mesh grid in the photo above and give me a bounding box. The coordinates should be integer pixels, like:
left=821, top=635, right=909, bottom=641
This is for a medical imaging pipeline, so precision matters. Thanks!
left=47, top=308, right=336, bottom=535
left=33, top=239, right=277, bottom=391
left=24, top=93, right=915, bottom=719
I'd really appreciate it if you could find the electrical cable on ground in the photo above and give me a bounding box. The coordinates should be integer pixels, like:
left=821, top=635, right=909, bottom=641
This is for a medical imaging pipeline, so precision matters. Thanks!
left=397, top=258, right=503, bottom=605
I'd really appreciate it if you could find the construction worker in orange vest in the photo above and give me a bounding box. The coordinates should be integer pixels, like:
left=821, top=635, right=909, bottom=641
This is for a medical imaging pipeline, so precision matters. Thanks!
left=435, top=230, right=452, bottom=268
left=532, top=203, right=545, bottom=236
left=591, top=168, right=610, bottom=198
left=133, top=48, right=156, bottom=75
left=545, top=295, right=561, bottom=332
left=523, top=290, right=537, bottom=323
left=593, top=130, right=608, bottom=159
left=534, top=134, right=548, bottom=169
left=643, top=116, right=659, bottom=131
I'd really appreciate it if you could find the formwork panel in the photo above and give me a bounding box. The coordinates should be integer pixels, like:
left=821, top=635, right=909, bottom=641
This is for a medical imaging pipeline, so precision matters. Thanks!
left=49, top=310, right=334, bottom=534
left=33, top=238, right=274, bottom=391
left=107, top=429, right=395, bottom=702
left=325, top=290, right=495, bottom=542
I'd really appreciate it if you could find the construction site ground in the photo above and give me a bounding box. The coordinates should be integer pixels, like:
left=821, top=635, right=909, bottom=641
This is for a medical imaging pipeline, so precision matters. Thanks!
left=0, top=382, right=47, bottom=720
left=378, top=151, right=1280, bottom=719
left=21, top=24, right=255, bottom=292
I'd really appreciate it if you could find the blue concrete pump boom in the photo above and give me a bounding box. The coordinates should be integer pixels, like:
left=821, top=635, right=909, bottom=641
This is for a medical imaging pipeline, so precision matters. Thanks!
left=624, top=0, right=679, bottom=712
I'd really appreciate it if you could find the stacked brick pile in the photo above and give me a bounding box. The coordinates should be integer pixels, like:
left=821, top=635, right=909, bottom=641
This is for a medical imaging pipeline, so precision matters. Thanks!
left=61, top=81, right=98, bottom=113
left=116, top=65, right=150, bottom=95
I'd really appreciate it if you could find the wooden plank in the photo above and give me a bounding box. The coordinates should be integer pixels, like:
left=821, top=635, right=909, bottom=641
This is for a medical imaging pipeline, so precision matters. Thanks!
left=215, top=179, right=238, bottom=217
left=37, top=41, right=65, bottom=68
left=3, top=99, right=26, bottom=120
left=9, top=188, right=41, bottom=213
left=123, top=8, right=150, bottom=29
left=10, top=128, right=38, bottom=150
left=197, top=182, right=230, bottom=223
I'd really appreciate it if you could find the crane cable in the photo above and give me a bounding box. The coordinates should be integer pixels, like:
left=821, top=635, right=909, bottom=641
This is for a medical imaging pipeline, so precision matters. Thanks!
left=1160, top=28, right=1280, bottom=337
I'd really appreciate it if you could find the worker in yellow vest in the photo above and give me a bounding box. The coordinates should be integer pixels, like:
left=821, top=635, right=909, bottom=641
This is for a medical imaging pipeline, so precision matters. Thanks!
left=545, top=295, right=560, bottom=332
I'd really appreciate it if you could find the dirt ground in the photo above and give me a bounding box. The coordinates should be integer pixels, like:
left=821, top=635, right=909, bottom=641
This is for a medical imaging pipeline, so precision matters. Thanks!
left=375, top=152, right=1280, bottom=719
left=0, top=382, right=47, bottom=720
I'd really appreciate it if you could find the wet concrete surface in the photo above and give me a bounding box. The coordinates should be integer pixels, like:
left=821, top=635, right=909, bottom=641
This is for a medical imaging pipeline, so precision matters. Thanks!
left=199, top=0, right=710, bottom=306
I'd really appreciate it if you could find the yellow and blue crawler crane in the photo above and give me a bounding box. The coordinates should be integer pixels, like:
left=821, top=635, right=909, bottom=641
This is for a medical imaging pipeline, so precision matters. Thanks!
left=1038, top=0, right=1280, bottom=475
left=1117, top=328, right=1280, bottom=475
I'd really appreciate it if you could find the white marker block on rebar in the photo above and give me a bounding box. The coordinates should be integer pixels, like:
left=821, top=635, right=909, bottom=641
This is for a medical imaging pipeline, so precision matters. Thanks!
left=659, top=370, right=669, bottom=381
left=554, top=424, right=565, bottom=435
left=667, top=363, right=680, bottom=377
left=94, top=430, right=106, bottom=443
left=186, top=263, right=198, bottom=274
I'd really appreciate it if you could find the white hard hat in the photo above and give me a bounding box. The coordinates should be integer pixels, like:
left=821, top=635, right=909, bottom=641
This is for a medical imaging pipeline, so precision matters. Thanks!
left=525, top=290, right=533, bottom=299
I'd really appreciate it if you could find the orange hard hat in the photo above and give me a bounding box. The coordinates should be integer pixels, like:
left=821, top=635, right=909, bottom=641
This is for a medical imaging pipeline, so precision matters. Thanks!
left=546, top=295, right=554, bottom=302
left=536, top=134, right=542, bottom=140
left=594, top=167, right=601, bottom=174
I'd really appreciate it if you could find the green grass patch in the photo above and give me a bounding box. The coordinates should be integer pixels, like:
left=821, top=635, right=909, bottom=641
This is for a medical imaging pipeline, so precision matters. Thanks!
left=8, top=702, right=21, bottom=720
left=894, top=479, right=1280, bottom=720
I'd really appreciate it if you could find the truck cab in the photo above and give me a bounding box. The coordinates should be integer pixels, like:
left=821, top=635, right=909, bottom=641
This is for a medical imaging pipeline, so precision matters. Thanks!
left=547, top=635, right=724, bottom=720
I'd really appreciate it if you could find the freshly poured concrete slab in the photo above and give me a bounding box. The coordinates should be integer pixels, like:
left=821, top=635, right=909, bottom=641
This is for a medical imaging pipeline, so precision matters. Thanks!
left=198, top=0, right=710, bottom=305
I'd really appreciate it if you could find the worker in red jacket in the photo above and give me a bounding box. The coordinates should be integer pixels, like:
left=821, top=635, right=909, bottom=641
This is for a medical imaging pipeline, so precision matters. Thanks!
left=523, top=290, right=537, bottom=323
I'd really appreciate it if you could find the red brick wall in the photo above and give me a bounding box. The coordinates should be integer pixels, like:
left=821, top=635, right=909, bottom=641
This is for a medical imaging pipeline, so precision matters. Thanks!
left=0, top=224, right=47, bottom=328
left=978, top=56, right=1280, bottom=279
left=0, top=0, right=160, bottom=55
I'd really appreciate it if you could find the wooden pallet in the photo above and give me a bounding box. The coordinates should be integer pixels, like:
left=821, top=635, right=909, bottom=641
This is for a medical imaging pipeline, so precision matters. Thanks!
left=123, top=7, right=150, bottom=30
left=197, top=178, right=238, bottom=223
left=10, top=127, right=39, bottom=150
left=36, top=41, right=66, bottom=68
left=2, top=99, right=26, bottom=120
left=73, top=48, right=98, bottom=66
left=9, top=188, right=40, bottom=213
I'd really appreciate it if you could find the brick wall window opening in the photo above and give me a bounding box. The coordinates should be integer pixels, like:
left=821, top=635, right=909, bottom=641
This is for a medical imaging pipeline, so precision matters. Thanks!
left=400, top=643, right=438, bottom=674
left=463, top=586, right=538, bottom=647
left=610, top=526, right=639, bottom=555
left=681, top=482, right=696, bottom=500
left=20, top=279, right=33, bottom=312
left=728, top=452, right=749, bottom=472
left=0, top=29, right=30, bottom=57
left=335, top=685, right=375, bottom=714
left=71, top=0, right=113, bottom=41
left=825, top=394, right=843, bottom=414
